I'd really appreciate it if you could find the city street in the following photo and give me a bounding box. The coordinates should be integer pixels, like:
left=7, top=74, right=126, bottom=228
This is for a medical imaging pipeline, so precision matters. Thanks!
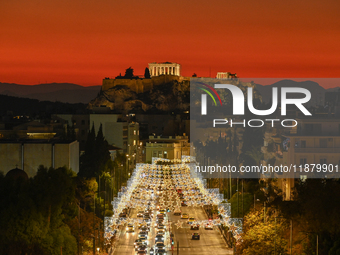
left=113, top=207, right=233, bottom=255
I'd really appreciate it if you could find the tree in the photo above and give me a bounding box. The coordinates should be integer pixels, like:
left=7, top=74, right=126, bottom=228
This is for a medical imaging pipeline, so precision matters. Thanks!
left=144, top=67, right=151, bottom=78
left=282, top=179, right=340, bottom=254
left=94, top=123, right=111, bottom=175
left=79, top=123, right=112, bottom=178
left=79, top=124, right=96, bottom=177
left=0, top=166, right=78, bottom=255
left=66, top=208, right=104, bottom=254
left=237, top=209, right=288, bottom=255
left=124, top=67, right=134, bottom=79
left=229, top=192, right=253, bottom=218
left=60, top=124, right=76, bottom=141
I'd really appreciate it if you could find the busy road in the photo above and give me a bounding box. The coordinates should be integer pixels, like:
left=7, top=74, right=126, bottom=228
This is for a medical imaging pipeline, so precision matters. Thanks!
left=113, top=206, right=232, bottom=255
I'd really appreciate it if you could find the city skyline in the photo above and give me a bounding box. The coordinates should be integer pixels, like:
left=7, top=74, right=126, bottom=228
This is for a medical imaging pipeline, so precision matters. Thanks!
left=1, top=0, right=339, bottom=87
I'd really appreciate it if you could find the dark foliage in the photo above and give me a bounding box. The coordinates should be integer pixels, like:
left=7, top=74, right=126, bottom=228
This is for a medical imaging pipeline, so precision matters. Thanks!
left=0, top=94, right=87, bottom=117
left=0, top=167, right=78, bottom=255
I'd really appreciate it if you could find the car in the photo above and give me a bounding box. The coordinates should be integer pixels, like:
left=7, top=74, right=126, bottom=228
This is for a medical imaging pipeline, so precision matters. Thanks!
left=157, top=224, right=165, bottom=230
left=149, top=248, right=155, bottom=255
left=155, top=234, right=165, bottom=242
left=156, top=249, right=167, bottom=255
left=137, top=211, right=144, bottom=217
left=155, top=221, right=163, bottom=227
left=159, top=209, right=166, bottom=214
left=136, top=251, right=147, bottom=255
left=140, top=226, right=150, bottom=232
left=134, top=241, right=144, bottom=248
left=192, top=233, right=200, bottom=240
left=157, top=214, right=164, bottom=219
left=145, top=211, right=154, bottom=217
left=174, top=210, right=181, bottom=216
left=139, top=236, right=148, bottom=244
left=138, top=231, right=148, bottom=237
left=190, top=224, right=199, bottom=230
left=204, top=223, right=213, bottom=230
left=155, top=218, right=164, bottom=224
left=181, top=213, right=189, bottom=219
left=188, top=217, right=195, bottom=224
left=154, top=242, right=166, bottom=250
left=156, top=217, right=164, bottom=222
left=137, top=245, right=147, bottom=252
left=135, top=244, right=147, bottom=251
left=143, top=217, right=151, bottom=222
left=157, top=230, right=165, bottom=236
left=126, top=225, right=135, bottom=232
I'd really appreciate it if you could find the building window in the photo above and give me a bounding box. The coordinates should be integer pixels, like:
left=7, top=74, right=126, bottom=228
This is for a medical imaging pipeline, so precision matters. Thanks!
left=133, top=140, right=136, bottom=146
left=134, top=130, right=136, bottom=135
left=81, top=120, right=85, bottom=125
left=153, top=151, right=157, bottom=157
left=320, top=138, right=327, bottom=148
left=158, top=151, right=162, bottom=157
left=320, top=158, right=327, bottom=164
left=301, top=140, right=306, bottom=148
left=300, top=158, right=307, bottom=165
left=164, top=151, right=167, bottom=159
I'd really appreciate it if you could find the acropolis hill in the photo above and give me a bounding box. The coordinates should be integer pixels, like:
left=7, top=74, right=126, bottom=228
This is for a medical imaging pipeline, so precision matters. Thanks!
left=102, top=62, right=189, bottom=94
left=89, top=62, right=245, bottom=113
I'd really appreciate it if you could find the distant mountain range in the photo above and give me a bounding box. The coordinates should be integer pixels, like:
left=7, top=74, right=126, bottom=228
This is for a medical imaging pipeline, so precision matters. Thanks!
left=0, top=83, right=101, bottom=104
left=1, top=80, right=339, bottom=106
left=255, top=80, right=340, bottom=106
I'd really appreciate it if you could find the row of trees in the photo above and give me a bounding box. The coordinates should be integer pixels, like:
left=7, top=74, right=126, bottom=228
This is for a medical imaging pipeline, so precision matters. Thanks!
left=0, top=165, right=111, bottom=255
left=0, top=124, right=130, bottom=254
left=0, top=167, right=78, bottom=255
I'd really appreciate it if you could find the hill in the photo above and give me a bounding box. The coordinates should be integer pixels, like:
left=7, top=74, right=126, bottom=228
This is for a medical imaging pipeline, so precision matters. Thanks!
left=0, top=83, right=101, bottom=104
left=255, top=80, right=327, bottom=106
left=89, top=79, right=191, bottom=113
left=0, top=94, right=87, bottom=117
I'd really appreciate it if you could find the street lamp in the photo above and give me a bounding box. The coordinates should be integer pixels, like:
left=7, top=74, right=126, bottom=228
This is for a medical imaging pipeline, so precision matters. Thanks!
left=97, top=247, right=100, bottom=254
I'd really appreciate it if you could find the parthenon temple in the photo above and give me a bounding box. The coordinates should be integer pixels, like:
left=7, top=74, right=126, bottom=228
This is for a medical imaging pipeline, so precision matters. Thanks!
left=148, top=62, right=181, bottom=77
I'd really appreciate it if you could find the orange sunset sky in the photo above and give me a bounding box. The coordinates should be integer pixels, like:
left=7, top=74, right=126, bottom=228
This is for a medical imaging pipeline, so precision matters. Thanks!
left=1, top=0, right=339, bottom=87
